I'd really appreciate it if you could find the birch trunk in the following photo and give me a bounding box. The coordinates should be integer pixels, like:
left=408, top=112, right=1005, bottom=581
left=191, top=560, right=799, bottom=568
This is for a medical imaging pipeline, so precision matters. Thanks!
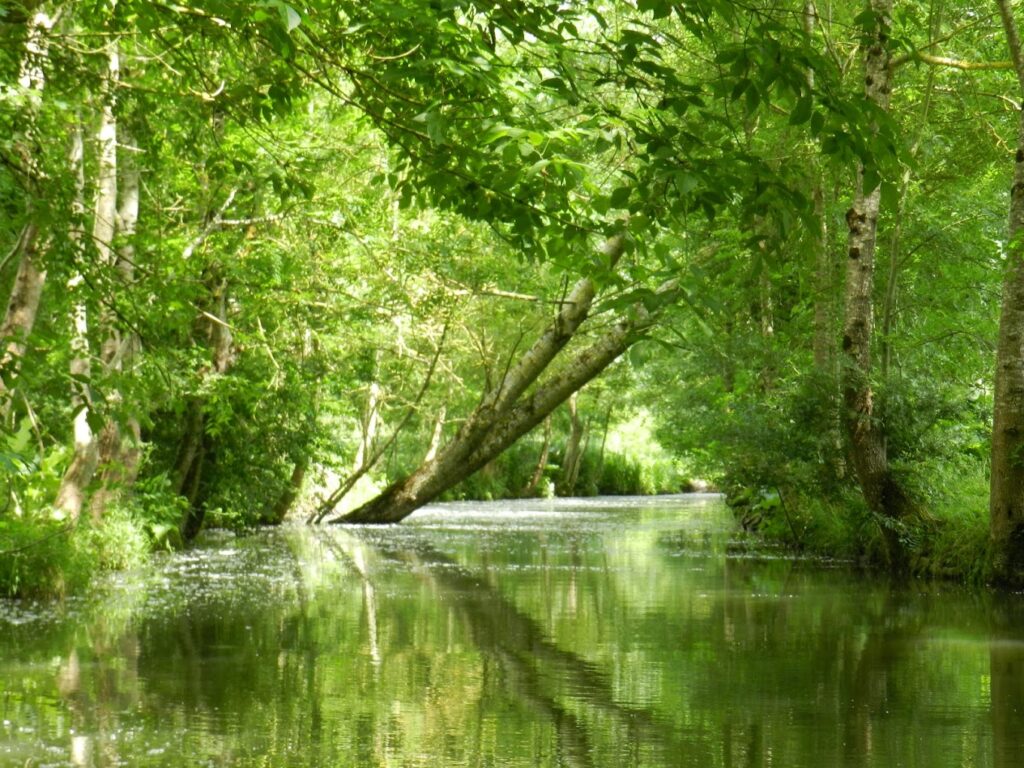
left=990, top=0, right=1024, bottom=583
left=841, top=0, right=910, bottom=564
left=90, top=138, right=142, bottom=517
left=52, top=124, right=93, bottom=520
left=55, top=39, right=119, bottom=522
left=805, top=0, right=837, bottom=374
left=0, top=11, right=56, bottom=407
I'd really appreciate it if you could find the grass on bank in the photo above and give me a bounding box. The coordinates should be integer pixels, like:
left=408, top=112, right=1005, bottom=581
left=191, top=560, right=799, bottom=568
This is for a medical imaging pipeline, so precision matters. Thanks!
left=0, top=508, right=159, bottom=599
left=728, top=460, right=994, bottom=584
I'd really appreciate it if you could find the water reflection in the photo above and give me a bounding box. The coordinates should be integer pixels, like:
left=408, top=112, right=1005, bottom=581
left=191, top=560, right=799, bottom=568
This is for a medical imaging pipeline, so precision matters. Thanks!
left=990, top=599, right=1024, bottom=768
left=0, top=496, right=1021, bottom=767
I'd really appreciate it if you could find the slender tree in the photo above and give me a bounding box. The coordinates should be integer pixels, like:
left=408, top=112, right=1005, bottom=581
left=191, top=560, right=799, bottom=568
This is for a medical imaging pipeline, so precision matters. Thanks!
left=990, top=0, right=1024, bottom=583
left=841, top=0, right=912, bottom=563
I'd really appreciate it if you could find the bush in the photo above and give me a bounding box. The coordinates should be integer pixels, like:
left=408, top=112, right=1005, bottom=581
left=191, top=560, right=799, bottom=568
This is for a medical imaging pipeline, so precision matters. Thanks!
left=0, top=517, right=91, bottom=599
left=83, top=508, right=151, bottom=572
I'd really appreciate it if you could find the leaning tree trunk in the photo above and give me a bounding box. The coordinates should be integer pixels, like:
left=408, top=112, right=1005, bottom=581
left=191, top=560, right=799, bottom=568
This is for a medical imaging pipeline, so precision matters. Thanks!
left=334, top=285, right=658, bottom=524
left=0, top=222, right=45, bottom=401
left=841, top=0, right=910, bottom=566
left=331, top=234, right=629, bottom=524
left=0, top=11, right=56, bottom=410
left=990, top=0, right=1024, bottom=584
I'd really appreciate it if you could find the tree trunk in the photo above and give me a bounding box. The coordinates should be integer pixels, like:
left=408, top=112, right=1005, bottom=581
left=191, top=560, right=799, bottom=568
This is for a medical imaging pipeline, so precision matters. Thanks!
left=53, top=123, right=95, bottom=521
left=310, top=331, right=449, bottom=523
left=990, top=0, right=1024, bottom=584
left=520, top=414, right=551, bottom=497
left=174, top=275, right=235, bottom=539
left=334, top=296, right=652, bottom=523
left=1, top=12, right=56, bottom=410
left=810, top=183, right=834, bottom=372
left=841, top=0, right=910, bottom=565
left=331, top=234, right=630, bottom=524
left=805, top=0, right=836, bottom=373
left=354, top=376, right=382, bottom=470
left=556, top=393, right=584, bottom=496
left=90, top=135, right=142, bottom=517
left=423, top=404, right=446, bottom=462
left=55, top=37, right=120, bottom=522
left=261, top=455, right=309, bottom=525
left=0, top=222, right=46, bottom=400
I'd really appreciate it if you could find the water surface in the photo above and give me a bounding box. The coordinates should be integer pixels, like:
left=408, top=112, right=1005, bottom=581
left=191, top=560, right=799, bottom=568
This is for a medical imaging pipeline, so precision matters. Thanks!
left=2, top=495, right=1022, bottom=767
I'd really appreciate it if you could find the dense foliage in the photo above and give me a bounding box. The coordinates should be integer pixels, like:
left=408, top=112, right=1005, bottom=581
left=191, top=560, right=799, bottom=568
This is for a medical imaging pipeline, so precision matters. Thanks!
left=2, top=0, right=1024, bottom=593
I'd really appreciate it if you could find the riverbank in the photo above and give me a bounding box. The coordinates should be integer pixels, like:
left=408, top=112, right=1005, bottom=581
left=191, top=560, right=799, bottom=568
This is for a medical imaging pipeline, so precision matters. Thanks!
left=0, top=441, right=696, bottom=600
left=726, top=465, right=993, bottom=584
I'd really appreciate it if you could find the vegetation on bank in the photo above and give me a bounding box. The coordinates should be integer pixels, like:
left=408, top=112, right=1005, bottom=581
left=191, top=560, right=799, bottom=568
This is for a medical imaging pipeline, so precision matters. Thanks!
left=6, top=0, right=1024, bottom=594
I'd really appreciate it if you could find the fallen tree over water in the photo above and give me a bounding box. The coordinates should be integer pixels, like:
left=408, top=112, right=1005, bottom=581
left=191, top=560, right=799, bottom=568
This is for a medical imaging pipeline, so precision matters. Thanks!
left=327, top=234, right=677, bottom=524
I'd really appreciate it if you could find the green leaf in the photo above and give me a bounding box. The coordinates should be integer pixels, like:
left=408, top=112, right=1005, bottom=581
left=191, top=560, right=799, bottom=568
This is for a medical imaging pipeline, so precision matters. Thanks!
left=745, top=84, right=760, bottom=115
left=810, top=110, right=825, bottom=136
left=282, top=4, right=301, bottom=32
left=85, top=408, right=105, bottom=435
left=789, top=96, right=812, bottom=125
left=674, top=172, right=699, bottom=195
left=610, top=186, right=632, bottom=209
left=525, top=159, right=550, bottom=177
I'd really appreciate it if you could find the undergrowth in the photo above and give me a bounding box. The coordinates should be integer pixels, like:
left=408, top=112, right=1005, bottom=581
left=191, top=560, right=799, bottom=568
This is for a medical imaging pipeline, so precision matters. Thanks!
left=728, top=459, right=994, bottom=584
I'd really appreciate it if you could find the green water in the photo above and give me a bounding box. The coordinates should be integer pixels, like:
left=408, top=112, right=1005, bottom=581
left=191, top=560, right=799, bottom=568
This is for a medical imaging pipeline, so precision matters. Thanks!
left=1, top=495, right=1022, bottom=767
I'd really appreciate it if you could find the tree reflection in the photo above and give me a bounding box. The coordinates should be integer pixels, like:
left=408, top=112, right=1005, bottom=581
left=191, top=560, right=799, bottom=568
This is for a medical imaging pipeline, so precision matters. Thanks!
left=991, top=597, right=1024, bottom=768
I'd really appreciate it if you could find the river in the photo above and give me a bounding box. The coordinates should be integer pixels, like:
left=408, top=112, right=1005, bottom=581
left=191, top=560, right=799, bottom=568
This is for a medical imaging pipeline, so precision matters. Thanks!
left=1, top=494, right=1022, bottom=767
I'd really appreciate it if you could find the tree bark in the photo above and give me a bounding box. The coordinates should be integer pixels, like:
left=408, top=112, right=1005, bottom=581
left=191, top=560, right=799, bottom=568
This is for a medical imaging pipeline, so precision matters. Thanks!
left=806, top=0, right=835, bottom=377
left=840, top=0, right=910, bottom=565
left=810, top=181, right=834, bottom=372
left=990, top=0, right=1024, bottom=584
left=261, top=455, right=309, bottom=525
left=55, top=36, right=120, bottom=521
left=53, top=122, right=96, bottom=522
left=0, top=12, right=56, bottom=410
left=423, top=404, right=446, bottom=462
left=520, top=414, right=551, bottom=497
left=90, top=134, right=142, bottom=517
left=354, top=376, right=382, bottom=470
left=556, top=393, right=584, bottom=496
left=0, top=222, right=46, bottom=401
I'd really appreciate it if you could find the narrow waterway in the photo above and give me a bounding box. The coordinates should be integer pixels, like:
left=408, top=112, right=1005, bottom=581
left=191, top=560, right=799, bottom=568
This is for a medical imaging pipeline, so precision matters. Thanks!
left=1, top=495, right=1021, bottom=767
